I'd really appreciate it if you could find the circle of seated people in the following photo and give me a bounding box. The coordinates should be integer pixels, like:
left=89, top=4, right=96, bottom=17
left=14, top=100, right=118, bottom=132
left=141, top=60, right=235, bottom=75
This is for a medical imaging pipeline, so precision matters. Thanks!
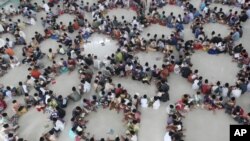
left=68, top=85, right=142, bottom=141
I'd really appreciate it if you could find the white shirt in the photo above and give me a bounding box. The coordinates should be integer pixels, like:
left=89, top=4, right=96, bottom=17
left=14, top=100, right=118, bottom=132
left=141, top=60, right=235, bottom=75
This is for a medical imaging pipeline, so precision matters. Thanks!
left=83, top=82, right=91, bottom=93
left=140, top=98, right=148, bottom=108
left=153, top=100, right=160, bottom=110
left=131, top=135, right=138, bottom=141
left=174, top=65, right=180, bottom=74
left=6, top=41, right=14, bottom=48
left=54, top=120, right=65, bottom=131
left=58, top=48, right=65, bottom=54
left=231, top=88, right=242, bottom=98
left=22, top=84, right=28, bottom=93
left=132, top=20, right=139, bottom=27
left=192, top=79, right=200, bottom=90
left=29, top=18, right=36, bottom=25
left=238, top=0, right=245, bottom=4
left=93, top=59, right=101, bottom=69
left=45, top=95, right=51, bottom=104
left=164, top=132, right=172, bottom=141
left=43, top=3, right=50, bottom=12
left=211, top=85, right=219, bottom=93
left=222, top=87, right=229, bottom=97
left=19, top=31, right=26, bottom=39
left=5, top=90, right=12, bottom=99
left=203, top=7, right=209, bottom=14
left=40, top=87, right=46, bottom=95
left=166, top=105, right=175, bottom=115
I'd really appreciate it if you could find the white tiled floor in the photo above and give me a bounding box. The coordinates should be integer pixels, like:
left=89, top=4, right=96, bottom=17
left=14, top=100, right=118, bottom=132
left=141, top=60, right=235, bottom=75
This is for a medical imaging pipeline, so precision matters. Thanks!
left=191, top=51, right=239, bottom=84
left=84, top=34, right=118, bottom=60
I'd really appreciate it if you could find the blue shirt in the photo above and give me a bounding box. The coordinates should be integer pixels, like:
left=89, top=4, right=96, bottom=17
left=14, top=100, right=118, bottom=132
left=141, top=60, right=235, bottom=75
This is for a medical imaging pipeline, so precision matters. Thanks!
left=232, top=32, right=240, bottom=41
left=68, top=129, right=76, bottom=140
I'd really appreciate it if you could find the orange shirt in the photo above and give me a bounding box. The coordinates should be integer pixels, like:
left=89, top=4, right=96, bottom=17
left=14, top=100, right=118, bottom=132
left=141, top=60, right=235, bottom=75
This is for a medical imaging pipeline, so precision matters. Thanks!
left=31, top=69, right=41, bottom=79
left=5, top=48, right=15, bottom=56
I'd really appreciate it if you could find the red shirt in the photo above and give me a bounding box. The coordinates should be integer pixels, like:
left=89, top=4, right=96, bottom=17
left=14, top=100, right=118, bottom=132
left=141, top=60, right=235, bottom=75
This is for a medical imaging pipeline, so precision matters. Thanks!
left=201, top=84, right=212, bottom=94
left=167, top=64, right=175, bottom=73
left=160, top=68, right=169, bottom=80
left=73, top=22, right=80, bottom=30
left=31, top=69, right=41, bottom=79
left=0, top=99, right=7, bottom=110
left=115, top=88, right=123, bottom=95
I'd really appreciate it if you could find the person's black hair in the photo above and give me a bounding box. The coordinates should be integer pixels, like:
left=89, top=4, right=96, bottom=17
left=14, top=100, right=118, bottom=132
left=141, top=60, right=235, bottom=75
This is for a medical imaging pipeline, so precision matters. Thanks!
left=8, top=133, right=14, bottom=137
left=117, top=83, right=121, bottom=88
left=231, top=97, right=236, bottom=101
left=115, top=137, right=120, bottom=141
left=169, top=104, right=174, bottom=109
left=211, top=95, right=216, bottom=99
left=225, top=83, right=229, bottom=87
left=216, top=81, right=221, bottom=86
left=39, top=137, right=45, bottom=141
left=3, top=124, right=9, bottom=128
